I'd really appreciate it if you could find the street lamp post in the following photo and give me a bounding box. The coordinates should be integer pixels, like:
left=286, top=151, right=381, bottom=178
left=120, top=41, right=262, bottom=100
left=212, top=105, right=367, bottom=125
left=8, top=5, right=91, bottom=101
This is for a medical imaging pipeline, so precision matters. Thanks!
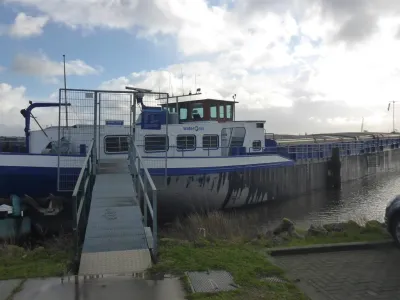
left=388, top=101, right=397, bottom=133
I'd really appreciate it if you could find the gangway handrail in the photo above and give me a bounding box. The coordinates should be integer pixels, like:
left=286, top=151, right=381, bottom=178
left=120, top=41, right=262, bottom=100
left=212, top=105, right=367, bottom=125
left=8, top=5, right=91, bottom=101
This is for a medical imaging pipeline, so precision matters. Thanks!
left=128, top=137, right=158, bottom=256
left=72, top=139, right=95, bottom=263
left=131, top=143, right=157, bottom=191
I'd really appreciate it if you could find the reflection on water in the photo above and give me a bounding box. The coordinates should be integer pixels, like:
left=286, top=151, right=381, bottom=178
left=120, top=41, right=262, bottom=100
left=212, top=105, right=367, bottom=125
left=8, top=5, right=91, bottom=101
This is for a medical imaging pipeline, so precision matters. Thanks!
left=239, top=172, right=400, bottom=228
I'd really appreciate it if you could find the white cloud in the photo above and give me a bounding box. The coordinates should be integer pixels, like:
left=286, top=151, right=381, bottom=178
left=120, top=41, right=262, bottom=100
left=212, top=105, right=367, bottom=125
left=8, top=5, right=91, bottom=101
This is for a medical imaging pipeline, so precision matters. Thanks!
left=0, top=12, right=49, bottom=38
left=0, top=83, right=28, bottom=125
left=0, top=83, right=59, bottom=136
left=8, top=12, right=49, bottom=38
left=4, top=0, right=400, bottom=133
left=0, top=83, right=29, bottom=136
left=4, top=0, right=297, bottom=58
left=12, top=53, right=102, bottom=83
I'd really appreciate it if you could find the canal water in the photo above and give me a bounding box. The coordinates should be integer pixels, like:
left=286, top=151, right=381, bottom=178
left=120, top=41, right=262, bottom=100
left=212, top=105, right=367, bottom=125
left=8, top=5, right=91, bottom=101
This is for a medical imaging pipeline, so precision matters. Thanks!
left=238, top=171, right=400, bottom=228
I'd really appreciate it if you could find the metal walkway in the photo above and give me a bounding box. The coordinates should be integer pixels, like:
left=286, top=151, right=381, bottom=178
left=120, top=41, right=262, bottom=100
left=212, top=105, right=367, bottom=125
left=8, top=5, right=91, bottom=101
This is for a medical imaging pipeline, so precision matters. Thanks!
left=78, top=159, right=152, bottom=276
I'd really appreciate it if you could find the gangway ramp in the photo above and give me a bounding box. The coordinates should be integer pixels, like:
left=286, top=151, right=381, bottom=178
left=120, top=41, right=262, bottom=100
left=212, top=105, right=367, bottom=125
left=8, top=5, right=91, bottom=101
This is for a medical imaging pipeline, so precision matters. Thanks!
left=78, top=159, right=152, bottom=276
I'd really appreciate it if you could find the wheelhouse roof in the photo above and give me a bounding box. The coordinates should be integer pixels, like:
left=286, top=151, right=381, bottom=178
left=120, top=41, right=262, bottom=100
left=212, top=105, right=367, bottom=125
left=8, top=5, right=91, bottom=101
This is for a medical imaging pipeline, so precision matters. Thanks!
left=160, top=98, right=239, bottom=106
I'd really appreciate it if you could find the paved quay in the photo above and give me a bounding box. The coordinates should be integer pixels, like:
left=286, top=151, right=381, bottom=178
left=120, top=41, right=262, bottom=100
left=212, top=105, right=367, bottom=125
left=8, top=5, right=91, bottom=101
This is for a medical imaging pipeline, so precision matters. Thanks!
left=0, top=276, right=186, bottom=300
left=3, top=245, right=400, bottom=299
left=272, top=245, right=400, bottom=300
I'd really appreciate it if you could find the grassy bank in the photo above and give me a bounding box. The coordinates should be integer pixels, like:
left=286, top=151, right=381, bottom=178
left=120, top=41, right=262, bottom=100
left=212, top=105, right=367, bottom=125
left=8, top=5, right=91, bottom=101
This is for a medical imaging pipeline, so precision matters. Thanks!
left=155, top=212, right=391, bottom=299
left=269, top=219, right=391, bottom=248
left=163, top=212, right=391, bottom=247
left=0, top=235, right=72, bottom=280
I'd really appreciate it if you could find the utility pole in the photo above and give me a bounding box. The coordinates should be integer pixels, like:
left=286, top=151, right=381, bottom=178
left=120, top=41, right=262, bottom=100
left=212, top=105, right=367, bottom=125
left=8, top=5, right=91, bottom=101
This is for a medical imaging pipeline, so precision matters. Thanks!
left=388, top=101, right=397, bottom=132
left=361, top=117, right=364, bottom=132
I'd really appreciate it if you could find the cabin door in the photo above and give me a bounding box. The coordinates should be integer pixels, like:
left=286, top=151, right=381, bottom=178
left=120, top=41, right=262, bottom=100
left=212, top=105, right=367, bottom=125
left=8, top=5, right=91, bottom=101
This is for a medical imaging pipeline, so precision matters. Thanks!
left=221, top=127, right=246, bottom=156
left=221, top=128, right=232, bottom=156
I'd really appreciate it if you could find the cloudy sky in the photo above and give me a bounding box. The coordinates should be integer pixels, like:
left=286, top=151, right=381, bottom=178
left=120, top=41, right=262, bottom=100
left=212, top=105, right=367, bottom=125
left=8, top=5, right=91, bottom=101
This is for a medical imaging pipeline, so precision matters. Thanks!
left=1, top=0, right=400, bottom=136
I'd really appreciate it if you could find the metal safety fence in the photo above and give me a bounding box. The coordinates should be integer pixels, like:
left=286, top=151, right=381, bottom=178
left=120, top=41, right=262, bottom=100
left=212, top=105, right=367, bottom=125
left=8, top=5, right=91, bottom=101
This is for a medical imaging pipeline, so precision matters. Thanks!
left=57, top=88, right=136, bottom=191
left=57, top=89, right=97, bottom=191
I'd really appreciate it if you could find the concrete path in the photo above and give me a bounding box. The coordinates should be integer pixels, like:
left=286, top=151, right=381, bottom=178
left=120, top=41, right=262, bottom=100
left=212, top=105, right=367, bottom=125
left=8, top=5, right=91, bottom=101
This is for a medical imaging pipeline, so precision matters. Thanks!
left=1, top=276, right=186, bottom=300
left=0, top=279, right=22, bottom=300
left=272, top=244, right=400, bottom=300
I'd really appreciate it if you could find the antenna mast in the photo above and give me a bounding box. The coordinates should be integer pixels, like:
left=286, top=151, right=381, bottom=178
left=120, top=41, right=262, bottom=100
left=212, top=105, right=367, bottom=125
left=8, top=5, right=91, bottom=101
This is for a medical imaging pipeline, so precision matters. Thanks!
left=181, top=66, right=184, bottom=95
left=63, top=55, right=68, bottom=129
left=158, top=71, right=161, bottom=95
left=169, top=72, right=172, bottom=96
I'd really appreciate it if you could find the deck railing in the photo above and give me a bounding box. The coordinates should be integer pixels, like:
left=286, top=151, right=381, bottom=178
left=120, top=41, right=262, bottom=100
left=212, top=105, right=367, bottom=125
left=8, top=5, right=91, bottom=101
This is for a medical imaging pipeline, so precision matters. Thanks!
left=134, top=139, right=400, bottom=161
left=128, top=137, right=158, bottom=256
left=72, top=140, right=95, bottom=263
left=277, top=142, right=365, bottom=161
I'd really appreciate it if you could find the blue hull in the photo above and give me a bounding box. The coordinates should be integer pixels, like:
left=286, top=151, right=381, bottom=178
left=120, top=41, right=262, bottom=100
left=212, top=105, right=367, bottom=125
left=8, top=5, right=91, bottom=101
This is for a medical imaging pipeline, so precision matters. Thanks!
left=0, top=166, right=80, bottom=197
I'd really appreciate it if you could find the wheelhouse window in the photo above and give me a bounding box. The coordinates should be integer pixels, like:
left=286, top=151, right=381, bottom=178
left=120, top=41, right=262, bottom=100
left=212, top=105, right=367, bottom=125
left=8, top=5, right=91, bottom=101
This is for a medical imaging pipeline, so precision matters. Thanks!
left=219, top=104, right=225, bottom=118
left=210, top=105, right=217, bottom=119
left=191, top=103, right=204, bottom=121
left=226, top=104, right=232, bottom=119
left=252, top=140, right=262, bottom=151
left=144, top=135, right=168, bottom=152
left=177, top=135, right=196, bottom=150
left=203, top=135, right=219, bottom=149
left=104, top=135, right=129, bottom=153
left=180, top=107, right=188, bottom=121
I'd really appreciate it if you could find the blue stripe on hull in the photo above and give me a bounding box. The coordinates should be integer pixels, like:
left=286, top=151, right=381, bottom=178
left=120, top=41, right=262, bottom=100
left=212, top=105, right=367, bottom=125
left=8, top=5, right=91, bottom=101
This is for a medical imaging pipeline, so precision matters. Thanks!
left=0, top=166, right=80, bottom=197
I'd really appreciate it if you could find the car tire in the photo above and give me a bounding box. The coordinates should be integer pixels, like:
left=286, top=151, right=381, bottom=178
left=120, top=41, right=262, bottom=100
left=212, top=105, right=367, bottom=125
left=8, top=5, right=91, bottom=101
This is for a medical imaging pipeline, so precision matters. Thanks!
left=390, top=214, right=400, bottom=248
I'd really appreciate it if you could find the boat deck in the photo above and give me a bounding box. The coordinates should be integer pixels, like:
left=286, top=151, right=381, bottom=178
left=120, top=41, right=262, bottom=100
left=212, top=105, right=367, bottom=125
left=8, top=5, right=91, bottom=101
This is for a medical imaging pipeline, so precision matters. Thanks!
left=78, top=159, right=151, bottom=276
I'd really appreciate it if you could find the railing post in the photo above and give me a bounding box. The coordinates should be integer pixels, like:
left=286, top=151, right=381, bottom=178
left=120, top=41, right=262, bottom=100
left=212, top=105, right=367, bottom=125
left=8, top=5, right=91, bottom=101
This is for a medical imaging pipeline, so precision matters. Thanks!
left=73, top=194, right=78, bottom=263
left=143, top=175, right=148, bottom=226
left=137, top=159, right=141, bottom=207
left=92, top=140, right=96, bottom=176
left=152, top=189, right=158, bottom=256
left=83, top=160, right=88, bottom=225
left=132, top=138, right=136, bottom=161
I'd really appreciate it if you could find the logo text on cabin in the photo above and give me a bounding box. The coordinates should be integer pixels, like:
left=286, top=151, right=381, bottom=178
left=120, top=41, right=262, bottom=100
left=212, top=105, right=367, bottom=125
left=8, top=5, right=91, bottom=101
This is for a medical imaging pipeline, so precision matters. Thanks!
left=183, top=126, right=204, bottom=131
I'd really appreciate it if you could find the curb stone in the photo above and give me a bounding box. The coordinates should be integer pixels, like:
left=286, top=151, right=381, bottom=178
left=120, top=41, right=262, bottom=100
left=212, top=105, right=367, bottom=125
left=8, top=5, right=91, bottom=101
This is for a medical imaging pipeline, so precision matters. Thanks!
left=267, top=240, right=394, bottom=256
